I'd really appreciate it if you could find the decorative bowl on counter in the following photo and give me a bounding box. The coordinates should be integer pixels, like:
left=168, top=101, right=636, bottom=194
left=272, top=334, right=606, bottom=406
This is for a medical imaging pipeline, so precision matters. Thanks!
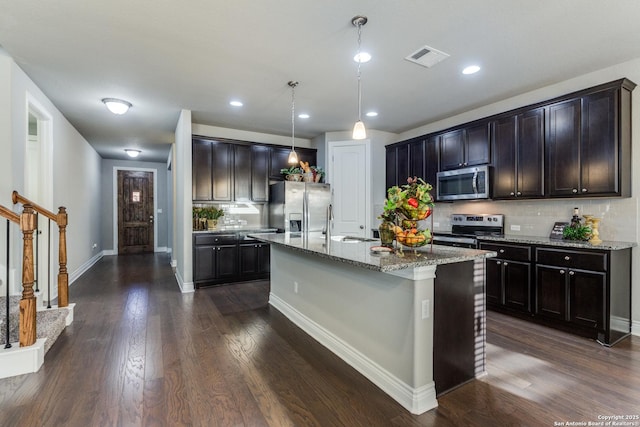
left=395, top=228, right=432, bottom=247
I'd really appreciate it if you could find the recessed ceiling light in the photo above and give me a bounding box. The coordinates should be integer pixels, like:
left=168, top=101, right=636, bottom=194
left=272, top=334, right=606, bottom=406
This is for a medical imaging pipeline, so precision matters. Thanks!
left=365, top=111, right=378, bottom=117
left=102, top=98, right=132, bottom=115
left=125, top=149, right=141, bottom=158
left=229, top=100, right=243, bottom=107
left=462, top=65, right=481, bottom=75
left=354, top=52, right=371, bottom=63
left=298, top=113, right=310, bottom=119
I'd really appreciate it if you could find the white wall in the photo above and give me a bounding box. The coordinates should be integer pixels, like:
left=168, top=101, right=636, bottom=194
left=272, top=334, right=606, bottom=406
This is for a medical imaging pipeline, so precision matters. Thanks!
left=389, top=57, right=640, bottom=332
left=0, top=49, right=102, bottom=297
left=174, top=110, right=194, bottom=292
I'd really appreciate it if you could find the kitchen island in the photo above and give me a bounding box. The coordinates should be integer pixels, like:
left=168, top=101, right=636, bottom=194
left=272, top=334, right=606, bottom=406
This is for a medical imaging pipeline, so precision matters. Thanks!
left=250, top=232, right=496, bottom=414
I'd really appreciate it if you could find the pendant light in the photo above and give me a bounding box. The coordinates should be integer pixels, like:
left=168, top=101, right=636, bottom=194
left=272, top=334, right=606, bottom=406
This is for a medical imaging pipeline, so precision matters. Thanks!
left=352, top=15, right=368, bottom=140
left=287, top=81, right=299, bottom=164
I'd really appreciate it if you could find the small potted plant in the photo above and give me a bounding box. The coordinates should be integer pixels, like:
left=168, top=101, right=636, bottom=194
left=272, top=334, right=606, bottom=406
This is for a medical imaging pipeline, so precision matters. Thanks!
left=280, top=166, right=303, bottom=182
left=311, top=166, right=325, bottom=183
left=198, top=206, right=224, bottom=230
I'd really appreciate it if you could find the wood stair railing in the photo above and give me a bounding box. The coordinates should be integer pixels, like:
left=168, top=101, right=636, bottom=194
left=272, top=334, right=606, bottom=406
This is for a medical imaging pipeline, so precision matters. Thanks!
left=12, top=191, right=69, bottom=308
left=0, top=203, right=37, bottom=347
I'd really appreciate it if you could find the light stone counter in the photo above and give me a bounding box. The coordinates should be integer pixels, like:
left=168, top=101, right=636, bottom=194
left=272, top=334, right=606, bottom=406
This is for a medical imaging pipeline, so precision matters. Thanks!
left=478, top=234, right=636, bottom=250
left=250, top=232, right=496, bottom=272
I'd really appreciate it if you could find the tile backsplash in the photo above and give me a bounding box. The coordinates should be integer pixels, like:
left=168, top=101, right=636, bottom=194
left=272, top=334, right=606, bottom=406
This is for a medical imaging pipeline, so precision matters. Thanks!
left=431, top=197, right=638, bottom=243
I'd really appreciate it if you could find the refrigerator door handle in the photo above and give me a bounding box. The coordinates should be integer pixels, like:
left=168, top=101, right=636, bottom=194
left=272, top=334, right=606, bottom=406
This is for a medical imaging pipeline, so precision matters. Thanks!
left=303, top=190, right=309, bottom=234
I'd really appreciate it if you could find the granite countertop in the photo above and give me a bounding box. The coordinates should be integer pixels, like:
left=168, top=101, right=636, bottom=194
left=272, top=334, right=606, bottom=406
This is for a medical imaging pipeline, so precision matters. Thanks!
left=193, top=227, right=277, bottom=235
left=477, top=234, right=636, bottom=251
left=249, top=232, right=496, bottom=273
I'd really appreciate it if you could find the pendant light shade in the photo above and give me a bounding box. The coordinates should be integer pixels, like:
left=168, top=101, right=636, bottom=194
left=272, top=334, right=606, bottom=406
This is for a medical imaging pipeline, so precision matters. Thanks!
left=352, top=15, right=368, bottom=140
left=287, top=81, right=299, bottom=164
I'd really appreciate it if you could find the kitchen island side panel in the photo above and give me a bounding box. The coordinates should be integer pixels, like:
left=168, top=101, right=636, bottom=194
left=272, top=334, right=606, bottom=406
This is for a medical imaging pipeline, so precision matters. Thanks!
left=269, top=245, right=438, bottom=414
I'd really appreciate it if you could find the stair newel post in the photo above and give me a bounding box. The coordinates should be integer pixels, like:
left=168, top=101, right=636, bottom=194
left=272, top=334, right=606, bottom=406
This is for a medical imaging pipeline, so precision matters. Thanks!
left=56, top=206, right=68, bottom=308
left=4, top=219, right=11, bottom=349
left=19, top=204, right=37, bottom=347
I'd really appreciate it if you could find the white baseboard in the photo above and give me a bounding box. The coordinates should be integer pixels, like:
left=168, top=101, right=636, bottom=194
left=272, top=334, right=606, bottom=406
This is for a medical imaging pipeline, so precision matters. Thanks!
left=0, top=338, right=46, bottom=379
left=269, top=293, right=437, bottom=415
left=155, top=246, right=167, bottom=253
left=102, top=249, right=117, bottom=256
left=632, top=320, right=640, bottom=337
left=69, top=252, right=104, bottom=285
left=170, top=259, right=177, bottom=268
left=174, top=268, right=194, bottom=293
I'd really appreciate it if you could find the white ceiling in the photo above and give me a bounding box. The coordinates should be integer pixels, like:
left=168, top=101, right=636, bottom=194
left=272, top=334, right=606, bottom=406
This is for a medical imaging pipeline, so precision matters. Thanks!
left=2, top=1, right=640, bottom=163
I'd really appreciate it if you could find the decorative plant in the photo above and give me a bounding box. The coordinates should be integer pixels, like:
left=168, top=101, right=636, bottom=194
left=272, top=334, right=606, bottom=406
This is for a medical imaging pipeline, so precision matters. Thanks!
left=280, top=166, right=302, bottom=175
left=311, top=166, right=324, bottom=178
left=196, top=206, right=224, bottom=220
left=562, top=223, right=591, bottom=241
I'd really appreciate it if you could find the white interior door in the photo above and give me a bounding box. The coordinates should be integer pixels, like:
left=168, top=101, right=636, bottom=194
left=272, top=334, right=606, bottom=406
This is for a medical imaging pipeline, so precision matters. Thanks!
left=328, top=140, right=370, bottom=237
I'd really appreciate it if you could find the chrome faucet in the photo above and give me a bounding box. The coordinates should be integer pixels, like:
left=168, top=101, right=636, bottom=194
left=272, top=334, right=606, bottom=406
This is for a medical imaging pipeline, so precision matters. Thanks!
left=325, top=204, right=334, bottom=247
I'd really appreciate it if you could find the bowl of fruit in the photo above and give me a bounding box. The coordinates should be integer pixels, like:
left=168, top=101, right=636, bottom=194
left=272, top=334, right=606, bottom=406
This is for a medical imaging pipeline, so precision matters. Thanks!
left=394, top=226, right=432, bottom=248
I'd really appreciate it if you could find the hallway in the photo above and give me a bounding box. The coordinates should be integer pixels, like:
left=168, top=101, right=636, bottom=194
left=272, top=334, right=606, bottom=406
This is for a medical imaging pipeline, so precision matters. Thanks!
left=0, top=254, right=638, bottom=426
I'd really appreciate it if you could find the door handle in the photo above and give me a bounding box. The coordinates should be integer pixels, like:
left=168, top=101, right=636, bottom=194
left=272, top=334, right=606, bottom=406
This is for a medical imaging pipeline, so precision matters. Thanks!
left=359, top=225, right=364, bottom=229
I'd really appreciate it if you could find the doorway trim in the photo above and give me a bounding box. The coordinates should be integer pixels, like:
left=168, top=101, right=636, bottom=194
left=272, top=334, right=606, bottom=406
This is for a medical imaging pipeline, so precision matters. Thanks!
left=112, top=166, right=158, bottom=254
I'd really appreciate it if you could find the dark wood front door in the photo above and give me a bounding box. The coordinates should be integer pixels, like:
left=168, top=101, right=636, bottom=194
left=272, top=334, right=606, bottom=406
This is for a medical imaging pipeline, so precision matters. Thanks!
left=118, top=170, right=154, bottom=254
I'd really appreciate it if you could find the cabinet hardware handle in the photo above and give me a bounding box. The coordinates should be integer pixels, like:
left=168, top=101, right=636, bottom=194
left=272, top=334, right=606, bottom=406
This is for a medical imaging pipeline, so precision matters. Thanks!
left=504, top=262, right=509, bottom=266
left=582, top=188, right=588, bottom=193
left=360, top=225, right=364, bottom=229
left=560, top=269, right=565, bottom=274
left=572, top=189, right=578, bottom=193
left=499, top=249, right=505, bottom=253
left=458, top=163, right=463, bottom=167
left=564, top=256, right=570, bottom=261
left=569, top=271, right=575, bottom=276
left=516, top=191, right=521, bottom=196
left=510, top=192, right=515, bottom=196
left=496, top=261, right=502, bottom=265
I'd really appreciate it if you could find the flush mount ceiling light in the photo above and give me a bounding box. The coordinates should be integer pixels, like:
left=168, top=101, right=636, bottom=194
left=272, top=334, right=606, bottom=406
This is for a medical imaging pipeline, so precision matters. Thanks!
left=298, top=113, right=310, bottom=119
left=229, top=100, right=243, bottom=107
left=287, top=81, right=299, bottom=165
left=125, top=149, right=141, bottom=158
left=354, top=52, right=371, bottom=63
left=462, top=65, right=481, bottom=75
left=102, top=98, right=132, bottom=115
left=352, top=15, right=368, bottom=140
left=366, top=111, right=378, bottom=117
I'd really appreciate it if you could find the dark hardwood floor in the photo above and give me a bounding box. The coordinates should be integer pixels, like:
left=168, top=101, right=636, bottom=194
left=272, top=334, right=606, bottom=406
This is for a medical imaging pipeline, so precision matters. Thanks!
left=1, top=253, right=638, bottom=426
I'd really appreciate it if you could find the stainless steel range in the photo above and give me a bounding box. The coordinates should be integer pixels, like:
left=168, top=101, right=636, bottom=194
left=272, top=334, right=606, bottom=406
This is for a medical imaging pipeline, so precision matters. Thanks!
left=433, top=214, right=504, bottom=248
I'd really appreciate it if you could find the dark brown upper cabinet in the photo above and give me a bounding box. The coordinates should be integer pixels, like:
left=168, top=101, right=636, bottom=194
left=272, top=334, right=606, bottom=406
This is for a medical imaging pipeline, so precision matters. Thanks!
left=192, top=138, right=232, bottom=202
left=546, top=80, right=635, bottom=198
left=440, top=122, right=490, bottom=171
left=492, top=108, right=545, bottom=199
left=251, top=145, right=270, bottom=202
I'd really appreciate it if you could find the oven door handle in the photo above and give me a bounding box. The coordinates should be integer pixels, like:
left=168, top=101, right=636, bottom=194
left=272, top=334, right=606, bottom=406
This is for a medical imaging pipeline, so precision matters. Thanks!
left=472, top=171, right=478, bottom=194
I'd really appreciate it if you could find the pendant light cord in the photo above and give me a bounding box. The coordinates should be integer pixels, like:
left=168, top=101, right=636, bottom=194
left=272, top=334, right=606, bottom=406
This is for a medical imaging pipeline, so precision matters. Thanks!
left=291, top=82, right=296, bottom=150
left=356, top=22, right=363, bottom=122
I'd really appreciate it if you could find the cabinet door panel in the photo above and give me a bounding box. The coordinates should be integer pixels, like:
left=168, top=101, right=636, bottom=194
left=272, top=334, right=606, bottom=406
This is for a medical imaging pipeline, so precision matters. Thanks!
left=385, top=147, right=397, bottom=190
left=546, top=99, right=581, bottom=196
left=581, top=90, right=617, bottom=195
left=194, top=246, right=216, bottom=281
left=409, top=139, right=425, bottom=179
left=396, top=144, right=410, bottom=184
left=216, top=245, right=238, bottom=280
left=504, top=261, right=531, bottom=312
left=269, top=147, right=291, bottom=180
left=492, top=116, right=517, bottom=198
left=569, top=270, right=606, bottom=329
left=485, top=259, right=502, bottom=307
left=234, top=145, right=251, bottom=201
left=465, top=123, right=490, bottom=166
left=259, top=244, right=270, bottom=274
left=440, top=130, right=465, bottom=170
left=192, top=139, right=213, bottom=201
left=239, top=244, right=259, bottom=276
left=425, top=136, right=439, bottom=193
left=212, top=142, right=233, bottom=201
left=517, top=108, right=545, bottom=198
left=535, top=265, right=567, bottom=320
left=251, top=146, right=269, bottom=201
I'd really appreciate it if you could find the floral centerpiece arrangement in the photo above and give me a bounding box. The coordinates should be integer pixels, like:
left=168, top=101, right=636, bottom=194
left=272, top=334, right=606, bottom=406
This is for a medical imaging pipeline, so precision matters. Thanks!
left=378, top=177, right=435, bottom=248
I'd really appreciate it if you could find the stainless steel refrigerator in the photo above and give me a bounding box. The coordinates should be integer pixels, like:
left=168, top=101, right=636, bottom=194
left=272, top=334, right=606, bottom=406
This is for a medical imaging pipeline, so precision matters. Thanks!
left=269, top=182, right=331, bottom=233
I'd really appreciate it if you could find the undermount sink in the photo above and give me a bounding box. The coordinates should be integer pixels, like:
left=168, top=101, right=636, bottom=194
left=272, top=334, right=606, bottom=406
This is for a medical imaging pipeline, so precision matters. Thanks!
left=331, top=235, right=377, bottom=243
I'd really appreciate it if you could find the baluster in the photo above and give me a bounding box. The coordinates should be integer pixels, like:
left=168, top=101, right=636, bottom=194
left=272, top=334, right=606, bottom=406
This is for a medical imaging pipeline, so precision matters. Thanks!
left=4, top=219, right=11, bottom=349
left=19, top=204, right=36, bottom=347
left=57, top=206, right=68, bottom=308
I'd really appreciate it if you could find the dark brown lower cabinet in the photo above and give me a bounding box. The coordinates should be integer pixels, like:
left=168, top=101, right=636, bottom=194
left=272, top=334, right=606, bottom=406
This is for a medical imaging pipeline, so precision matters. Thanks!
left=481, top=240, right=631, bottom=346
left=194, top=234, right=270, bottom=287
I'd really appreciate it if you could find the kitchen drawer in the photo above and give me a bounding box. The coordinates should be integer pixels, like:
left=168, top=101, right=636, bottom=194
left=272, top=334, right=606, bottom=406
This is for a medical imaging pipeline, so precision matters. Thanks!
left=535, top=248, right=607, bottom=272
left=479, top=242, right=531, bottom=262
left=194, top=233, right=238, bottom=245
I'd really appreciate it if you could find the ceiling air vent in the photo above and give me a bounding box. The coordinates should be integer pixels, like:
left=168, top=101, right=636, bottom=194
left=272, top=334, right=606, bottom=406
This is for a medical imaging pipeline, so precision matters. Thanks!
left=405, top=45, right=450, bottom=68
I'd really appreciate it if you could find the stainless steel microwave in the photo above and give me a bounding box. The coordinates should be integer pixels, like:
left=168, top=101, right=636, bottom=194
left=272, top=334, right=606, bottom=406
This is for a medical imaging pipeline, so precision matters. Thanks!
left=436, top=165, right=490, bottom=201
